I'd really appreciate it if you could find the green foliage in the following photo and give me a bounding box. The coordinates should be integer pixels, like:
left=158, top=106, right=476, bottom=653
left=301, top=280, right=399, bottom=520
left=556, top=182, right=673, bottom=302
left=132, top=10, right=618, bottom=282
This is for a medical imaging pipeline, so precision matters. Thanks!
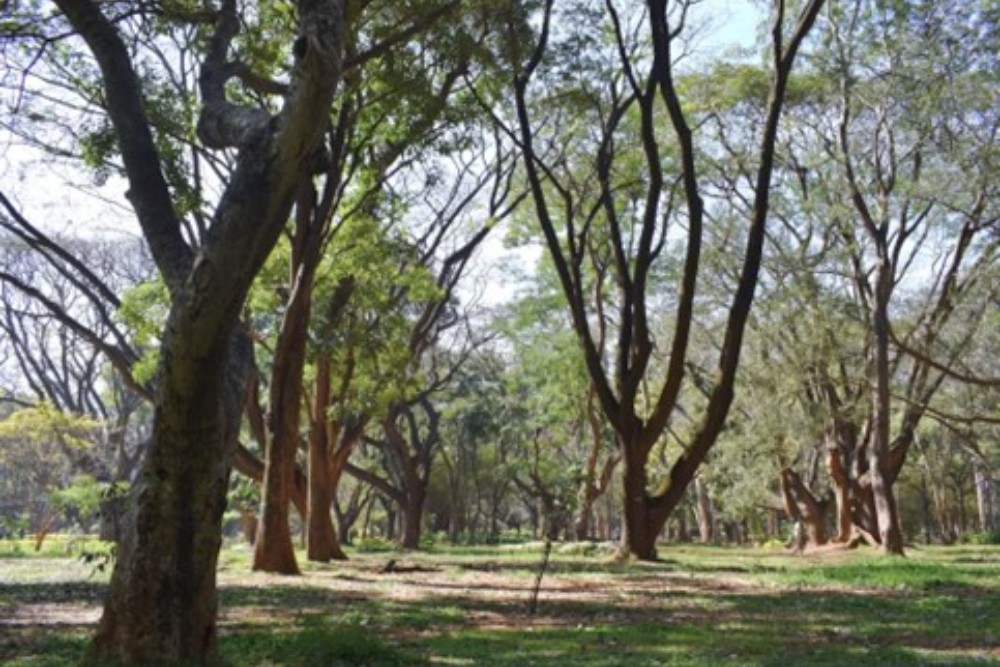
left=227, top=476, right=261, bottom=513
left=116, top=278, right=170, bottom=384
left=50, top=475, right=105, bottom=520
left=963, top=530, right=1000, bottom=546
left=0, top=403, right=100, bottom=446
left=680, top=63, right=831, bottom=114
left=354, top=536, right=398, bottom=553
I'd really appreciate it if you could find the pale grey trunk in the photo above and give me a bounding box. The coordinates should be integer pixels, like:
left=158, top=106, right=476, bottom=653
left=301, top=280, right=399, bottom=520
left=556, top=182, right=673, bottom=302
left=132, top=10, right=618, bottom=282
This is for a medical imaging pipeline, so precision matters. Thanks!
left=694, top=476, right=714, bottom=543
left=975, top=465, right=994, bottom=533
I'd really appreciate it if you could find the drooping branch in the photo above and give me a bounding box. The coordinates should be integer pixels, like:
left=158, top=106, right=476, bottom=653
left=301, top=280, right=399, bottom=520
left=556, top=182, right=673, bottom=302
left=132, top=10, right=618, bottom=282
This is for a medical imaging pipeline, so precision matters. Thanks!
left=53, top=0, right=192, bottom=294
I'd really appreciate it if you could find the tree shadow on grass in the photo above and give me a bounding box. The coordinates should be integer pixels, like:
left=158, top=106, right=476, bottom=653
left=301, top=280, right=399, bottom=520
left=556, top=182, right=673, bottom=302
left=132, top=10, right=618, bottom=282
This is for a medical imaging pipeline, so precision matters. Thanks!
left=3, top=555, right=998, bottom=666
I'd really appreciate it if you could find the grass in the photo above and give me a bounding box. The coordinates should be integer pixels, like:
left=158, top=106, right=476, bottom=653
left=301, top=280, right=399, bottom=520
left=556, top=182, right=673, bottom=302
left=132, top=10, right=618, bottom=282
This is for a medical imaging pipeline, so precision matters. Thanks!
left=1, top=540, right=997, bottom=666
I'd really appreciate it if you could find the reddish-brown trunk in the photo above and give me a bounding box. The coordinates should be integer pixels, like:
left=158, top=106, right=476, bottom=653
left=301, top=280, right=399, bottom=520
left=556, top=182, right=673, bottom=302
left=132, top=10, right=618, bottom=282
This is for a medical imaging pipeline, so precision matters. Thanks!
left=780, top=468, right=829, bottom=546
left=253, top=449, right=300, bottom=573
left=306, top=430, right=339, bottom=561
left=826, top=445, right=853, bottom=542
left=324, top=429, right=364, bottom=557
left=306, top=358, right=344, bottom=562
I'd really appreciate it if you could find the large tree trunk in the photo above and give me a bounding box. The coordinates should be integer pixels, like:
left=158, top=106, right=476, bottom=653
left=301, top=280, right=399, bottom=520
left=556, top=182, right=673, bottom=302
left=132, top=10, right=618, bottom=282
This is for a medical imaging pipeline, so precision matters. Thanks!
left=253, top=178, right=329, bottom=574
left=306, top=429, right=339, bottom=561
left=252, top=428, right=302, bottom=573
left=400, top=484, right=427, bottom=549
left=306, top=358, right=344, bottom=562
left=252, top=405, right=302, bottom=573
left=869, top=260, right=904, bottom=555
left=60, top=0, right=345, bottom=656
left=87, top=325, right=245, bottom=661
left=620, top=443, right=658, bottom=560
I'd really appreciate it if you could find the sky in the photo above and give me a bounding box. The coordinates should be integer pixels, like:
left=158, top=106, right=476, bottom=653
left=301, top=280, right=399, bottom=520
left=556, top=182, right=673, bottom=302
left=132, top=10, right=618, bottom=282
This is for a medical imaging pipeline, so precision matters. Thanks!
left=0, top=1, right=766, bottom=306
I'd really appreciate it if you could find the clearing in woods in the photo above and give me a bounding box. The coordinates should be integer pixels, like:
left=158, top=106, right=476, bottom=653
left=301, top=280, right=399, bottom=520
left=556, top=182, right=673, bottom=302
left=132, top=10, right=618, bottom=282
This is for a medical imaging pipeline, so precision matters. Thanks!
left=1, top=541, right=998, bottom=666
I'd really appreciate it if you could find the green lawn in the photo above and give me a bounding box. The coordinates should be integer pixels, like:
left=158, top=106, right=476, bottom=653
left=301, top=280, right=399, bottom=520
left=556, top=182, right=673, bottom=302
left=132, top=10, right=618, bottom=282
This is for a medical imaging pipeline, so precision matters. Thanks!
left=1, top=539, right=997, bottom=665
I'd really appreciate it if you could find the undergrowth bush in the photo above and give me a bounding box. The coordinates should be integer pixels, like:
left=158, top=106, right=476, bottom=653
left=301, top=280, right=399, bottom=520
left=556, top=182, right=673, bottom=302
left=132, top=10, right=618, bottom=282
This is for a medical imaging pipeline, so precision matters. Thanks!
left=962, top=530, right=1000, bottom=545
left=354, top=536, right=397, bottom=553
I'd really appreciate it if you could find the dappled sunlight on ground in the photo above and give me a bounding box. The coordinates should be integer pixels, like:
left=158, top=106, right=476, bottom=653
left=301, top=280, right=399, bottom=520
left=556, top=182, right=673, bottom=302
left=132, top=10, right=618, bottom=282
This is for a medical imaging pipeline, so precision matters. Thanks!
left=2, top=544, right=998, bottom=665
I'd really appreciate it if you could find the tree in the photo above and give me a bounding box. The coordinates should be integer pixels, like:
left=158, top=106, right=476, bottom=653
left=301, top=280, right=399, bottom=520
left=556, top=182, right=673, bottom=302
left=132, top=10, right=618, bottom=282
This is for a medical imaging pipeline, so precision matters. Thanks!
left=795, top=0, right=1000, bottom=553
left=0, top=234, right=153, bottom=484
left=0, top=403, right=101, bottom=547
left=4, top=0, right=345, bottom=660
left=240, top=0, right=484, bottom=572
left=484, top=0, right=825, bottom=558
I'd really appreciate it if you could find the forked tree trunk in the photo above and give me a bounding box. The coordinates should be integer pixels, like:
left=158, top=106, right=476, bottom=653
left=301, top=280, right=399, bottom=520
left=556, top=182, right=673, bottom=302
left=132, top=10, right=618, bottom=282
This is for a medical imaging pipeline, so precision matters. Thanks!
left=780, top=467, right=829, bottom=546
left=324, top=427, right=366, bottom=556
left=63, top=0, right=345, bottom=652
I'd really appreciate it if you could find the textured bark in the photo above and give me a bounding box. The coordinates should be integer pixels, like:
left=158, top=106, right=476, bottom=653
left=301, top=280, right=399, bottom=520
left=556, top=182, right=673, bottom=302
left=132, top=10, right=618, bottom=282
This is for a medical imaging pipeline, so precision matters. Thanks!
left=306, top=358, right=340, bottom=561
left=619, top=429, right=658, bottom=560
left=869, top=260, right=904, bottom=555
left=252, top=190, right=322, bottom=574
left=57, top=0, right=346, bottom=659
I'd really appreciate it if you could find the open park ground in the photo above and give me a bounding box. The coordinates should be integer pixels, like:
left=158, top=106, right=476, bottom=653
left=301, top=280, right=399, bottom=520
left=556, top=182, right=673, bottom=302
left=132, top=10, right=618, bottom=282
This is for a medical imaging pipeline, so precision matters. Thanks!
left=2, top=540, right=998, bottom=666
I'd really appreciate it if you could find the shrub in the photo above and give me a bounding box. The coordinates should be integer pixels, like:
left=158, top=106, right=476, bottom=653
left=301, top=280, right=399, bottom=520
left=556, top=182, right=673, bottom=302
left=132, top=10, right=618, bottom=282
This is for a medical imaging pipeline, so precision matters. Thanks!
left=962, top=530, right=1000, bottom=545
left=355, top=536, right=396, bottom=552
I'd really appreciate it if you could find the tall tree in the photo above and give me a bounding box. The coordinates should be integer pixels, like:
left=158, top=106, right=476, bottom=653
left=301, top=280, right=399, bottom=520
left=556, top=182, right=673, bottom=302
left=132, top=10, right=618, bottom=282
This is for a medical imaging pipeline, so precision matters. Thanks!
left=486, top=0, right=825, bottom=558
left=5, top=0, right=345, bottom=660
left=808, top=0, right=1000, bottom=553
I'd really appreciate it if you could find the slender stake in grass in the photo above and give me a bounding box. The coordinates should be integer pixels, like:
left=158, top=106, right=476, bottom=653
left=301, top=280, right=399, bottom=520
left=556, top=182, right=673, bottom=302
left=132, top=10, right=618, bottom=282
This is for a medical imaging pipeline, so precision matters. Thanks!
left=528, top=538, right=552, bottom=615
